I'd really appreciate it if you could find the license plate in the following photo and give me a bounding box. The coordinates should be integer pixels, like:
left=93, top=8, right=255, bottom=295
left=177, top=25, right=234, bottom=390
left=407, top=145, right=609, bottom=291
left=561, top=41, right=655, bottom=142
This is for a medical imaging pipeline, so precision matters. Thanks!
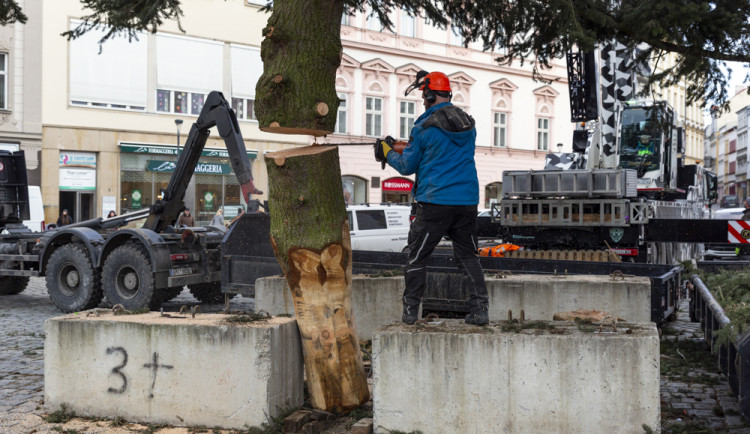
left=169, top=267, right=192, bottom=276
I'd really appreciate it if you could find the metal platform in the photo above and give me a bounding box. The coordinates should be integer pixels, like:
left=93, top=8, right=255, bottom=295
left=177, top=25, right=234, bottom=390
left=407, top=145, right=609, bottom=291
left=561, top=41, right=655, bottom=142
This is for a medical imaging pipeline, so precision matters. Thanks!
left=499, top=198, right=647, bottom=227
left=502, top=168, right=638, bottom=199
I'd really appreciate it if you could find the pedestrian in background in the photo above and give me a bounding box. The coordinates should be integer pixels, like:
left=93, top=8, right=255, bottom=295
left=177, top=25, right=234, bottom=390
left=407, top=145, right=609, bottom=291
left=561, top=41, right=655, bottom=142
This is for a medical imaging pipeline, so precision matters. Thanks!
left=176, top=208, right=195, bottom=227
left=107, top=210, right=117, bottom=218
left=57, top=209, right=72, bottom=227
left=210, top=208, right=224, bottom=227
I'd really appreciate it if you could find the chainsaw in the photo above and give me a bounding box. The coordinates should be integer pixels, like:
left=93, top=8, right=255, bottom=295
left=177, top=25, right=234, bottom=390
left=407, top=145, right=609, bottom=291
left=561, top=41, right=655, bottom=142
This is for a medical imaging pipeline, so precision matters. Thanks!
left=316, top=138, right=408, bottom=169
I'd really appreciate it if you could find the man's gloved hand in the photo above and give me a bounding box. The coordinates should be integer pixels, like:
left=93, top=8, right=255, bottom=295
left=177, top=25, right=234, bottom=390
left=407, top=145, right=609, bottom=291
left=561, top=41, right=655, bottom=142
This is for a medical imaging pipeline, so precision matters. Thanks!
left=374, top=136, right=395, bottom=169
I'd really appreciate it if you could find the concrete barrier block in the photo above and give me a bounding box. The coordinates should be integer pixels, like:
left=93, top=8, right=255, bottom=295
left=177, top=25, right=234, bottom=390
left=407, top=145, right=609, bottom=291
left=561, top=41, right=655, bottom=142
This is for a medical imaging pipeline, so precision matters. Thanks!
left=45, top=313, right=303, bottom=430
left=487, top=274, right=652, bottom=323
left=256, top=276, right=406, bottom=340
left=373, top=321, right=660, bottom=433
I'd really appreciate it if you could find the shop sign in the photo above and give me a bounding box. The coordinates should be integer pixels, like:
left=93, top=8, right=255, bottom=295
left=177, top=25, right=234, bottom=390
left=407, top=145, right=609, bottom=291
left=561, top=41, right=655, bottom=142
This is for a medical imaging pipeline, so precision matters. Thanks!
left=60, top=168, right=96, bottom=190
left=60, top=151, right=97, bottom=168
left=382, top=178, right=414, bottom=191
left=147, top=160, right=232, bottom=175
left=131, top=190, right=142, bottom=209
left=204, top=191, right=214, bottom=211
left=120, top=142, right=257, bottom=159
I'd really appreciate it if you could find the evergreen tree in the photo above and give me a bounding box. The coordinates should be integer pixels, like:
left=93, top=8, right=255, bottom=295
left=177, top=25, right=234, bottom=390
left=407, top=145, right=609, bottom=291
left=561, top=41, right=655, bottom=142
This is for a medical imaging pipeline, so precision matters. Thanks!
left=3, top=0, right=749, bottom=125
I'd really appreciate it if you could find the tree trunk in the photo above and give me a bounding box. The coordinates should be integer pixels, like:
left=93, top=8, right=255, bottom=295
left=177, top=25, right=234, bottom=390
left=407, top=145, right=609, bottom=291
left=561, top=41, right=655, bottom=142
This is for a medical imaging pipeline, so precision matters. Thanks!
left=255, top=0, right=344, bottom=137
left=264, top=145, right=370, bottom=412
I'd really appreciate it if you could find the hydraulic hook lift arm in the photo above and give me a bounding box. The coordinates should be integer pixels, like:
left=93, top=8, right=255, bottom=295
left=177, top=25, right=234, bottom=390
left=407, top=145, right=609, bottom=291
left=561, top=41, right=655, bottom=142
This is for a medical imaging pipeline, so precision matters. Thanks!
left=143, top=91, right=262, bottom=233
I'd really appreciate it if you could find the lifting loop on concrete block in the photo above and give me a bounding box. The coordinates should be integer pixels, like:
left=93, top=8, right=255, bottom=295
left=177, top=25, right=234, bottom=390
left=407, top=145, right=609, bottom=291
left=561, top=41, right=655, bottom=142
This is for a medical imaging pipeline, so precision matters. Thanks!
left=256, top=309, right=272, bottom=319
left=609, top=270, right=634, bottom=281
left=86, top=310, right=100, bottom=317
left=495, top=270, right=513, bottom=279
left=415, top=312, right=442, bottom=326
left=179, top=305, right=189, bottom=315
left=112, top=304, right=125, bottom=315
left=191, top=306, right=201, bottom=318
left=552, top=269, right=569, bottom=278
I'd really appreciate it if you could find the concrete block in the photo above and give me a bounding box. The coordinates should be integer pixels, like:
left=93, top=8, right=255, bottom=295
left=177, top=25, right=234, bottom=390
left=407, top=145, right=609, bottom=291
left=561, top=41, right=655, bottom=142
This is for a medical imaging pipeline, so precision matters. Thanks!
left=486, top=274, right=652, bottom=323
left=45, top=312, right=304, bottom=430
left=256, top=276, right=406, bottom=340
left=373, top=321, right=660, bottom=433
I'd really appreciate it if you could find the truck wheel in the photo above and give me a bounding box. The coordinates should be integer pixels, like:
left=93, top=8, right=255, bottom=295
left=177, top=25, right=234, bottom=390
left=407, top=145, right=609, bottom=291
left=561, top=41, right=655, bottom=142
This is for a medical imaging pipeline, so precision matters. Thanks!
left=102, top=244, right=155, bottom=311
left=46, top=244, right=103, bottom=312
left=188, top=282, right=231, bottom=304
left=0, top=276, right=30, bottom=295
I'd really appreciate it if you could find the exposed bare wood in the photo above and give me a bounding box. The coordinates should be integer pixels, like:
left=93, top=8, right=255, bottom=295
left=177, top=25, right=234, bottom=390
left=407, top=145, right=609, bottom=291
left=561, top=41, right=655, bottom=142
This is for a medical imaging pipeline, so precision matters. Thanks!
left=264, top=145, right=369, bottom=412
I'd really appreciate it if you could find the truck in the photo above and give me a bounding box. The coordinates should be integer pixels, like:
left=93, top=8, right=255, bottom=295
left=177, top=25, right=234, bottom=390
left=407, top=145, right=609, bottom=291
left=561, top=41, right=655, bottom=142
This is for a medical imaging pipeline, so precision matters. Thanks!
left=0, top=91, right=265, bottom=312
left=487, top=44, right=728, bottom=264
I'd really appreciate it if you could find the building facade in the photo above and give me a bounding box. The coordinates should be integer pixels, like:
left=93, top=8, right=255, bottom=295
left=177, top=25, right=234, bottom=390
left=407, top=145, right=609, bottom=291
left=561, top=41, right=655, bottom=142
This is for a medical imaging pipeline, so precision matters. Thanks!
left=0, top=0, right=42, bottom=186
left=34, top=1, right=577, bottom=224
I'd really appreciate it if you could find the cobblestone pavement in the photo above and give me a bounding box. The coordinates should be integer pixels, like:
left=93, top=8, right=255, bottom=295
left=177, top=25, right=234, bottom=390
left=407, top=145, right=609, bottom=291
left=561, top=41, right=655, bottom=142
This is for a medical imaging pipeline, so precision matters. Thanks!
left=660, top=300, right=750, bottom=433
left=2, top=278, right=750, bottom=433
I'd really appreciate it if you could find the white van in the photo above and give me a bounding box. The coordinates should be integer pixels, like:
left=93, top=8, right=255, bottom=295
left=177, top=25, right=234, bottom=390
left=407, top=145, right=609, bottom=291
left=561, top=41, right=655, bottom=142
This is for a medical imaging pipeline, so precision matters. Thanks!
left=347, top=204, right=411, bottom=252
left=23, top=186, right=45, bottom=232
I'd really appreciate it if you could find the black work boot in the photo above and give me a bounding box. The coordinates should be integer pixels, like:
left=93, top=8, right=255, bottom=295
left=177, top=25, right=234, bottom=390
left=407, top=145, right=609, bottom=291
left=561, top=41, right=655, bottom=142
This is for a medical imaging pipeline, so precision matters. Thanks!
left=465, top=307, right=489, bottom=325
left=402, top=304, right=419, bottom=325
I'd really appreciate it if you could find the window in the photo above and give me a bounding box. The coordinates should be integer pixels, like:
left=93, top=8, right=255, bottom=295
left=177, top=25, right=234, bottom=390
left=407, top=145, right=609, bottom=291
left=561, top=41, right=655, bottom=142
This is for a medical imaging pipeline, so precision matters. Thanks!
left=537, top=117, right=549, bottom=150
left=341, top=13, right=350, bottom=26
left=342, top=175, right=367, bottom=204
left=156, top=34, right=223, bottom=115
left=493, top=112, right=507, bottom=147
left=366, top=97, right=383, bottom=137
left=0, top=53, right=6, bottom=110
left=400, top=11, right=415, bottom=37
left=68, top=21, right=147, bottom=110
left=230, top=45, right=263, bottom=121
left=399, top=100, right=416, bottom=139
left=450, top=25, right=463, bottom=46
left=367, top=13, right=383, bottom=32
left=335, top=93, right=348, bottom=134
left=356, top=210, right=387, bottom=230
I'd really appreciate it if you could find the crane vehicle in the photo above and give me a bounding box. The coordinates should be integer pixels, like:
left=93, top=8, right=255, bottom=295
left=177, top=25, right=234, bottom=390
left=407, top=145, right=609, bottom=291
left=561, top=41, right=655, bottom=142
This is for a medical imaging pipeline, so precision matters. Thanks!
left=490, top=44, right=724, bottom=264
left=0, top=91, right=264, bottom=312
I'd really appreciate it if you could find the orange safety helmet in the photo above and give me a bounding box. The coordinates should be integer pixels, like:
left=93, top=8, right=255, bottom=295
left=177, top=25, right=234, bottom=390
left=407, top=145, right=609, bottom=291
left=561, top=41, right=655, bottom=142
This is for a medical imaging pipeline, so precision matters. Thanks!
left=404, top=70, right=452, bottom=97
left=420, top=72, right=452, bottom=92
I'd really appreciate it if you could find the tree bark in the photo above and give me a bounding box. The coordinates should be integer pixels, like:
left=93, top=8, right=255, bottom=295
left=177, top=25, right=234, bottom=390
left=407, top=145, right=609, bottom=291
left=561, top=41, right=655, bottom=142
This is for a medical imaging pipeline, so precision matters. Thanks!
left=256, top=0, right=344, bottom=137
left=264, top=145, right=370, bottom=412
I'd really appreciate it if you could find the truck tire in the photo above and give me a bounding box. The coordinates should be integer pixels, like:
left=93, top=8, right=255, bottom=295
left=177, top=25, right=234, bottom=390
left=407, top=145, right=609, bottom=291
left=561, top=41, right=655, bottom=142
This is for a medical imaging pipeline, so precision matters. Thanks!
left=188, top=282, right=231, bottom=304
left=102, top=244, right=156, bottom=310
left=46, top=244, right=103, bottom=312
left=0, top=276, right=30, bottom=295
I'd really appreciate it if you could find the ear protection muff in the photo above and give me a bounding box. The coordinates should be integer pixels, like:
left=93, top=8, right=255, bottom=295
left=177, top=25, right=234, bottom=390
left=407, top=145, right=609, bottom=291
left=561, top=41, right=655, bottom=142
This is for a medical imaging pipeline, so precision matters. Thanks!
left=423, top=78, right=436, bottom=103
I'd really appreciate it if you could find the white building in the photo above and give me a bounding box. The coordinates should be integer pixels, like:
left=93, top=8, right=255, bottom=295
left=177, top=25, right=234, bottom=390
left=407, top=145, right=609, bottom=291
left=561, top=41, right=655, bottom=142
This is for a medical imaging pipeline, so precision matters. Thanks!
left=29, top=1, right=575, bottom=222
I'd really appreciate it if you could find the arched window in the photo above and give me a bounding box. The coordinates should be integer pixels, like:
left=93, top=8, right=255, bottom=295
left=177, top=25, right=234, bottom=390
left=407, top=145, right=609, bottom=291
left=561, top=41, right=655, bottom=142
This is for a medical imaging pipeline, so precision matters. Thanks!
left=342, top=175, right=368, bottom=204
left=484, top=182, right=503, bottom=208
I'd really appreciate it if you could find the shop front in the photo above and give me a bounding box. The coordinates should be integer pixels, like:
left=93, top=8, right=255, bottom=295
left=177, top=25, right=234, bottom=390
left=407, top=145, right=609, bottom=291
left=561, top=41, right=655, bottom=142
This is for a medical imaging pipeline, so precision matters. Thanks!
left=381, top=177, right=413, bottom=204
left=59, top=151, right=97, bottom=223
left=119, top=142, right=258, bottom=225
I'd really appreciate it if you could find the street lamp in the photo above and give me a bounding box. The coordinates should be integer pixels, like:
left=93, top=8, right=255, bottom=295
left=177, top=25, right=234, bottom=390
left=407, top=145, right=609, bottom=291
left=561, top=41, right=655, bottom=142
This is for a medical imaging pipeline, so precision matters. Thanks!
left=175, top=119, right=184, bottom=155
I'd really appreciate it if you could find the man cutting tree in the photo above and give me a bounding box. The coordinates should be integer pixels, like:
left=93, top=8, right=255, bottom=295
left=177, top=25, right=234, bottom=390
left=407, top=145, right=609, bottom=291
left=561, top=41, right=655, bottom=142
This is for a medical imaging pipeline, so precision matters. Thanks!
left=375, top=70, right=490, bottom=326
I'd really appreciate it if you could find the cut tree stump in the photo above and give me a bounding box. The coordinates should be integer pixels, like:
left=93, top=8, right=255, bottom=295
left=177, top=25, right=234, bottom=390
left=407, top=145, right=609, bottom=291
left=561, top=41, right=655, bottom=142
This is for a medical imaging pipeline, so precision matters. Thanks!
left=264, top=145, right=370, bottom=412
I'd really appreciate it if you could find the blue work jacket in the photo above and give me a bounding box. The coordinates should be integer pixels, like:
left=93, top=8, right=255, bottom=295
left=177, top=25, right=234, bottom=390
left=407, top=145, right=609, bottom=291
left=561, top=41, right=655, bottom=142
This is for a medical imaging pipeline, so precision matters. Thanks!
left=387, top=102, right=479, bottom=205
